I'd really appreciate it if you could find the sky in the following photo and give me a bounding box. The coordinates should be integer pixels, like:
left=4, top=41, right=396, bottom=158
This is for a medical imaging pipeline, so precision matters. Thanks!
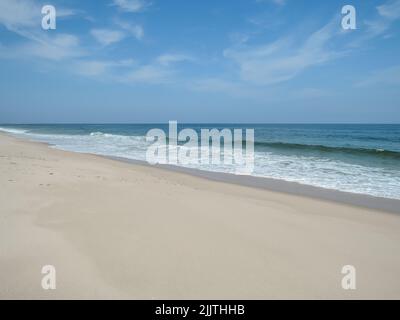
left=0, top=0, right=399, bottom=123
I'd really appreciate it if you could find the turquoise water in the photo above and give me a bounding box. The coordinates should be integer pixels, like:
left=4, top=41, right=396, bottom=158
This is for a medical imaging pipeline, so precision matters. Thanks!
left=1, top=124, right=399, bottom=199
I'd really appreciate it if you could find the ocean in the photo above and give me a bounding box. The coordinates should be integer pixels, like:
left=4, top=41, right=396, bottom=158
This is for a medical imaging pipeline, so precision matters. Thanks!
left=1, top=123, right=399, bottom=200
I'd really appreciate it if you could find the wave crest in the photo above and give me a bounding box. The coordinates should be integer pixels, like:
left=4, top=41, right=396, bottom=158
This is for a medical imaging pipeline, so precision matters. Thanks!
left=253, top=141, right=400, bottom=159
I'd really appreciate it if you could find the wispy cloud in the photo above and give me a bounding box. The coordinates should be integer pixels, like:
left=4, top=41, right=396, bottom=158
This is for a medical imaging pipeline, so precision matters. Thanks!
left=223, top=17, right=344, bottom=86
left=23, top=34, right=85, bottom=61
left=122, top=65, right=174, bottom=84
left=57, top=8, right=84, bottom=19
left=120, top=53, right=193, bottom=84
left=156, top=54, right=193, bottom=66
left=0, top=0, right=85, bottom=61
left=0, top=0, right=80, bottom=33
left=112, top=0, right=151, bottom=13
left=73, top=59, right=135, bottom=77
left=377, top=0, right=400, bottom=20
left=0, top=0, right=192, bottom=86
left=72, top=52, right=193, bottom=85
left=365, top=0, right=400, bottom=38
left=0, top=0, right=40, bottom=32
left=256, top=0, right=286, bottom=6
left=114, top=19, right=144, bottom=40
left=90, top=29, right=126, bottom=46
left=0, top=33, right=86, bottom=61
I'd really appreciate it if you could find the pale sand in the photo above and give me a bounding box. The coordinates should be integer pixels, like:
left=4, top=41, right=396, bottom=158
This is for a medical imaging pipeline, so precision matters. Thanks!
left=1, top=133, right=400, bottom=299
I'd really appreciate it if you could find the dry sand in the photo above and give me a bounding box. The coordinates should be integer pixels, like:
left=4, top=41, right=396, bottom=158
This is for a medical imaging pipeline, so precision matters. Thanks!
left=1, top=132, right=400, bottom=299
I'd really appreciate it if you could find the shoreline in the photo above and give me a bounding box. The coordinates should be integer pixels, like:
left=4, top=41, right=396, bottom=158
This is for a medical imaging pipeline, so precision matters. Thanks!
left=4, top=131, right=399, bottom=214
left=116, top=157, right=400, bottom=215
left=2, top=131, right=400, bottom=299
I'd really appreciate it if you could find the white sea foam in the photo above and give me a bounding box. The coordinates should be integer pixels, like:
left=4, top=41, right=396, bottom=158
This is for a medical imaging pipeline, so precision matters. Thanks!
left=0, top=127, right=28, bottom=134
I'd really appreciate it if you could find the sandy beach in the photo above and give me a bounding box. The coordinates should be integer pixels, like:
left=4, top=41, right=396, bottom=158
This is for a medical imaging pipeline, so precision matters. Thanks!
left=1, top=132, right=400, bottom=299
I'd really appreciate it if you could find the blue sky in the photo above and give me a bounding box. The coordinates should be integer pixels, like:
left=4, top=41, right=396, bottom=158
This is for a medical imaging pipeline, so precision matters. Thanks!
left=0, top=0, right=399, bottom=123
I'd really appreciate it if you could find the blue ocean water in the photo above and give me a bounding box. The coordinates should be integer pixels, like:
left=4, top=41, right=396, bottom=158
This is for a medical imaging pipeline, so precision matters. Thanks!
left=1, top=124, right=399, bottom=199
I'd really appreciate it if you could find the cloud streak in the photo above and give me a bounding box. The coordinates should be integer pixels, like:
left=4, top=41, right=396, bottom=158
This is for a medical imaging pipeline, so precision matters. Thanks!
left=365, top=0, right=400, bottom=38
left=112, top=0, right=151, bottom=13
left=0, top=0, right=86, bottom=61
left=0, top=0, right=40, bottom=32
left=90, top=29, right=126, bottom=46
left=223, top=17, right=344, bottom=86
left=256, top=0, right=286, bottom=6
left=114, top=19, right=144, bottom=40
